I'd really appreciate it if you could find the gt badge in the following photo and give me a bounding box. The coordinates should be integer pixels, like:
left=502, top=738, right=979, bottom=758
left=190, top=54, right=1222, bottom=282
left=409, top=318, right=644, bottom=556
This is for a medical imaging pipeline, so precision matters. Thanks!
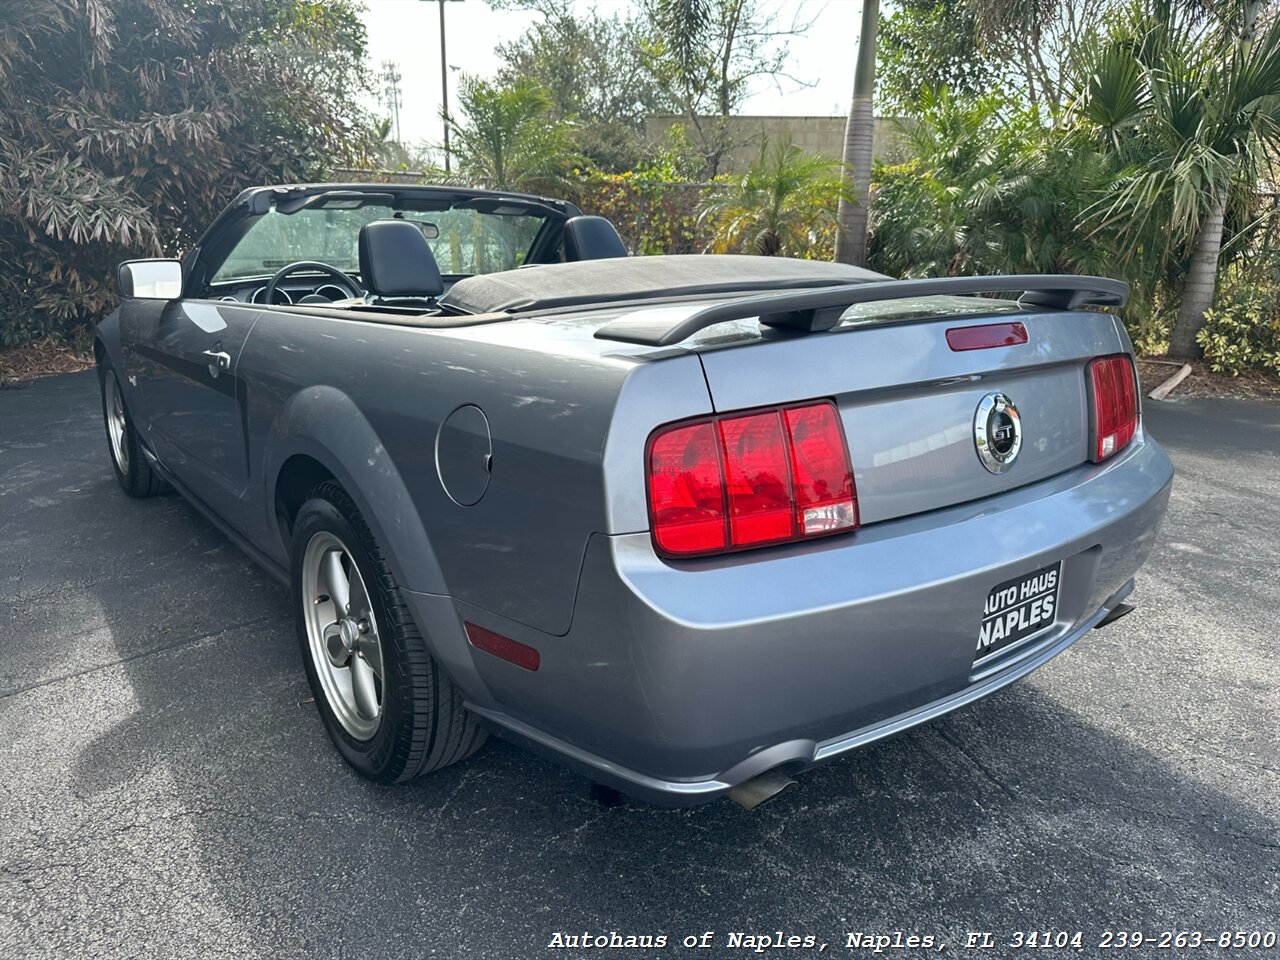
left=974, top=393, right=1021, bottom=474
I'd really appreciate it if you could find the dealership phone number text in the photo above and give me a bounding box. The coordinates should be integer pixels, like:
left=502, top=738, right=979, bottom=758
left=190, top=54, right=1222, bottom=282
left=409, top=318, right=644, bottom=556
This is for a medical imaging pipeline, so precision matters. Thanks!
left=546, top=930, right=1279, bottom=952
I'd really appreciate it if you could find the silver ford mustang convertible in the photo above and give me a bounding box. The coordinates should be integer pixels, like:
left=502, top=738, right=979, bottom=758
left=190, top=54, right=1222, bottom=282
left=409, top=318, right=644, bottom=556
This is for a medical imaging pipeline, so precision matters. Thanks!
left=95, top=183, right=1173, bottom=806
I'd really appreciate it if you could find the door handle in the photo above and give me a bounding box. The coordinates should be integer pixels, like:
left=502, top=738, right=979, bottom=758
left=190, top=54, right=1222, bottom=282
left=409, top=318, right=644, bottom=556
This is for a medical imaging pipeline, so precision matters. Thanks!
left=202, top=349, right=231, bottom=374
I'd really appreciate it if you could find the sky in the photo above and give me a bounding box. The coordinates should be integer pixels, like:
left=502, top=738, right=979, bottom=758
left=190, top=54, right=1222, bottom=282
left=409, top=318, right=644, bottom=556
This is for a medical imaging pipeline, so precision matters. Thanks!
left=360, top=0, right=867, bottom=148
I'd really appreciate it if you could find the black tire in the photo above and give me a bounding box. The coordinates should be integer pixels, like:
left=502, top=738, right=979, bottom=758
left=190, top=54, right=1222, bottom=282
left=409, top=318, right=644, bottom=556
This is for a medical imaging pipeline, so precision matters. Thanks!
left=99, top=363, right=168, bottom=498
left=292, top=481, right=486, bottom=783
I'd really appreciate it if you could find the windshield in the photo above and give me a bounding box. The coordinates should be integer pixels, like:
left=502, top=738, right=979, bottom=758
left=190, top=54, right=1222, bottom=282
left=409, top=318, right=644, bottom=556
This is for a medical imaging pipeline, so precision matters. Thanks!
left=212, top=203, right=550, bottom=282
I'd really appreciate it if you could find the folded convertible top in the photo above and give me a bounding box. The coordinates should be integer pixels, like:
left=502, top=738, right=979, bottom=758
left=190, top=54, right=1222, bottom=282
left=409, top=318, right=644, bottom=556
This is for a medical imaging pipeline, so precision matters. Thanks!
left=439, top=254, right=889, bottom=316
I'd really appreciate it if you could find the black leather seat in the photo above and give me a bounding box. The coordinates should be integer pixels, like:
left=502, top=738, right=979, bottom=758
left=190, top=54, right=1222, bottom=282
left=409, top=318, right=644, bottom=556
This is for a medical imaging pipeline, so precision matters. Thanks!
left=357, top=219, right=445, bottom=303
left=562, top=215, right=628, bottom=261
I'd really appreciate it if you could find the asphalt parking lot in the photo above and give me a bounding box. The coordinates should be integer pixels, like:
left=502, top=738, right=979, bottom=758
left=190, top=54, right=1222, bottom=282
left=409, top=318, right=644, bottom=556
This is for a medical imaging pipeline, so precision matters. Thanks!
left=1, top=370, right=1277, bottom=959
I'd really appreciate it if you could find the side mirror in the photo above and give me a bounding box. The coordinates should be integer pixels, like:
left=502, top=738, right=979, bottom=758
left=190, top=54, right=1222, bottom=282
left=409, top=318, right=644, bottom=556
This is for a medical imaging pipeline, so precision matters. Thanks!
left=117, top=259, right=183, bottom=300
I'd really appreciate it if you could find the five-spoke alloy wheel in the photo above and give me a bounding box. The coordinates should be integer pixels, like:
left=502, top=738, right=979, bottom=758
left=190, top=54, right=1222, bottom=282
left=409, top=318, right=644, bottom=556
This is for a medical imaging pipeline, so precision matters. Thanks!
left=104, top=370, right=130, bottom=476
left=291, top=482, right=486, bottom=783
left=301, top=531, right=385, bottom=740
left=99, top=363, right=168, bottom=497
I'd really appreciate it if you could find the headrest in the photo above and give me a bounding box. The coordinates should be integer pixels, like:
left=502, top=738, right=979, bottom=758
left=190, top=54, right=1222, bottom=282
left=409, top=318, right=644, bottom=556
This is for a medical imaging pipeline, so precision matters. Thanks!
left=357, top=219, right=444, bottom=299
left=562, top=215, right=628, bottom=261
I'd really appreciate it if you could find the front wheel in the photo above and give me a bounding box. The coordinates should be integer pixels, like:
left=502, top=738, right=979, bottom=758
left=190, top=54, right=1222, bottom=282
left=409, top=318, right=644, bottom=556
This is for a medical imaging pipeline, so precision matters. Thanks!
left=100, top=365, right=168, bottom=497
left=292, top=481, right=486, bottom=783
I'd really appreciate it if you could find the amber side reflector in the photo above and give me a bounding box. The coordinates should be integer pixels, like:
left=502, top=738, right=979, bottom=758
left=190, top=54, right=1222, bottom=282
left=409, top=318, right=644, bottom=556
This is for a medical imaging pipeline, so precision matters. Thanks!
left=465, top=622, right=540, bottom=671
left=945, top=322, right=1028, bottom=351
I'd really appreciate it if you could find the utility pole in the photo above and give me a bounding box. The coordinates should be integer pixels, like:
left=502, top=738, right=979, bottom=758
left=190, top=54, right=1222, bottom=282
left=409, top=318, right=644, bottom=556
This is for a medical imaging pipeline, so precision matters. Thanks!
left=422, top=0, right=461, bottom=173
left=439, top=0, right=451, bottom=173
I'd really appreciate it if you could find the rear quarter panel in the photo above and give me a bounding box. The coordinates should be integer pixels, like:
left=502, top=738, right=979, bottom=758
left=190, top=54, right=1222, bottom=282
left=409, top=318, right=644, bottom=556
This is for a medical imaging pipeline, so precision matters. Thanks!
left=238, top=311, right=712, bottom=636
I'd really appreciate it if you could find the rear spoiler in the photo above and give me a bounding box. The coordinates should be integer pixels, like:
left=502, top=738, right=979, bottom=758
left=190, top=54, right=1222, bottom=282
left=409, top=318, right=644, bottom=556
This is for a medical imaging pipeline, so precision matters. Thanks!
left=593, top=274, right=1129, bottom=346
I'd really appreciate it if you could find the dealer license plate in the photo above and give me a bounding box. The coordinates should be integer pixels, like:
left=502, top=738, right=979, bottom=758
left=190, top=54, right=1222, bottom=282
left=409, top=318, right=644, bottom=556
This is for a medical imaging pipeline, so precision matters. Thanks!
left=976, top=561, right=1062, bottom=661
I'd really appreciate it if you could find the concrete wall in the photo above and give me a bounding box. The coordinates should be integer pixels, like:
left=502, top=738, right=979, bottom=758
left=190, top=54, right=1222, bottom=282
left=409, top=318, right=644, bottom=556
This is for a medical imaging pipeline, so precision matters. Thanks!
left=644, top=114, right=901, bottom=172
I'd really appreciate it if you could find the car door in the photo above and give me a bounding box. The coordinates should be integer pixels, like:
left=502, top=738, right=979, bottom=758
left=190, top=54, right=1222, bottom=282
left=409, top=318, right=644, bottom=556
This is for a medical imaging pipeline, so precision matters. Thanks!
left=133, top=298, right=263, bottom=515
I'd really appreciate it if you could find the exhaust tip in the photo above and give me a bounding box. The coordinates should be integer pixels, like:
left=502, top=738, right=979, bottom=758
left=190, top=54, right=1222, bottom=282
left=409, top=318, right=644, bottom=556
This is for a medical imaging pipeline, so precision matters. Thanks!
left=1095, top=601, right=1136, bottom=630
left=727, top=769, right=797, bottom=810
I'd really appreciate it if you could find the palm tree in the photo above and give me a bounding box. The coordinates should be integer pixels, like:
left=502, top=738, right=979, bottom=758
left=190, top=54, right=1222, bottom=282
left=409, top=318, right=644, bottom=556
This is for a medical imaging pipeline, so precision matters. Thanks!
left=1074, top=4, right=1280, bottom=357
left=870, top=86, right=1112, bottom=281
left=834, top=0, right=879, bottom=266
left=444, top=76, right=578, bottom=192
left=700, top=134, right=849, bottom=258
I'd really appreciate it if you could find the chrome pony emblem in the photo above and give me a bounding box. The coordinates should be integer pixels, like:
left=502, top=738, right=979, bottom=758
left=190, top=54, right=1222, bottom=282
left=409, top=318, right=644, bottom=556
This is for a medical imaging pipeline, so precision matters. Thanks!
left=974, top=393, right=1022, bottom=474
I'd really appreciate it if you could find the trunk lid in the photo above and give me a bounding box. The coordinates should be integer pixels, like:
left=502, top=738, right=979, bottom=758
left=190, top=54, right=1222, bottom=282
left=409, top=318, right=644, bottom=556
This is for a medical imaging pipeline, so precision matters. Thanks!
left=689, top=297, right=1127, bottom=525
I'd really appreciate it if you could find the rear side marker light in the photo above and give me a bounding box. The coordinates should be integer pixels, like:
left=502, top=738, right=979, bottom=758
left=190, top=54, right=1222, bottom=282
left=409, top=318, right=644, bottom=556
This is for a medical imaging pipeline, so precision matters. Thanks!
left=1088, top=354, right=1139, bottom=462
left=945, top=322, right=1028, bottom=351
left=646, top=400, right=858, bottom=558
left=465, top=622, right=540, bottom=671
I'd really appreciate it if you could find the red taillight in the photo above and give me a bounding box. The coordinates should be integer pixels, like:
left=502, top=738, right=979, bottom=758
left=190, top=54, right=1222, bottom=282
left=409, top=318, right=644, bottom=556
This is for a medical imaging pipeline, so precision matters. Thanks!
left=648, top=421, right=728, bottom=554
left=1088, top=354, right=1139, bottom=462
left=784, top=403, right=859, bottom=535
left=945, top=322, right=1028, bottom=351
left=720, top=411, right=794, bottom=547
left=646, top=400, right=858, bottom=557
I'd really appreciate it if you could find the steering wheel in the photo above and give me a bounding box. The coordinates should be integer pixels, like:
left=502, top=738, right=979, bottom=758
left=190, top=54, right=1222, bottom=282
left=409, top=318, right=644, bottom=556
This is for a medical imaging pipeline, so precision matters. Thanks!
left=263, top=261, right=363, bottom=305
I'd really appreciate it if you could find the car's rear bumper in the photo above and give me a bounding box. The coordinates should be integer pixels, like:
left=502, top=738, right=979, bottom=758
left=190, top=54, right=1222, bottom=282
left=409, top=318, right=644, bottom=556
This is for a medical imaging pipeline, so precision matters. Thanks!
left=411, top=434, right=1174, bottom=806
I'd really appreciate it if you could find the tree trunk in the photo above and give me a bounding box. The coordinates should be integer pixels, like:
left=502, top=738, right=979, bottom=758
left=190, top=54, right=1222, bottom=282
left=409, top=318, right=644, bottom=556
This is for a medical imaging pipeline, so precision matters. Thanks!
left=834, top=0, right=878, bottom=267
left=1242, top=0, right=1262, bottom=49
left=1168, top=194, right=1226, bottom=359
left=1029, top=26, right=1058, bottom=110
left=1016, top=40, right=1039, bottom=107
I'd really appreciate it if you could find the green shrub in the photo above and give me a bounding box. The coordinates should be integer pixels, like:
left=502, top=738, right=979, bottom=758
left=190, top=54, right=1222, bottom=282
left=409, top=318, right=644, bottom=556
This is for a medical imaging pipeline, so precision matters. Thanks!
left=571, top=162, right=713, bottom=256
left=1197, top=272, right=1280, bottom=376
left=868, top=89, right=1114, bottom=281
left=0, top=0, right=372, bottom=348
left=698, top=135, right=847, bottom=259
